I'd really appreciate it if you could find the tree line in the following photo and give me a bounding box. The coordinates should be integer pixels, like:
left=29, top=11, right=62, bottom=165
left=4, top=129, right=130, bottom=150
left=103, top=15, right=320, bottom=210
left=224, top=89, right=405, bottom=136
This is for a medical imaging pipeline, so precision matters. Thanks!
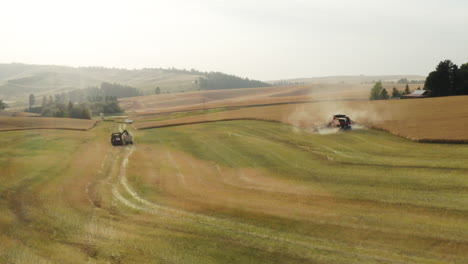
left=424, top=60, right=468, bottom=96
left=370, top=59, right=467, bottom=100
left=369, top=82, right=418, bottom=100
left=146, top=67, right=271, bottom=90
left=197, top=72, right=271, bottom=90
left=396, top=78, right=424, bottom=84
left=26, top=82, right=139, bottom=119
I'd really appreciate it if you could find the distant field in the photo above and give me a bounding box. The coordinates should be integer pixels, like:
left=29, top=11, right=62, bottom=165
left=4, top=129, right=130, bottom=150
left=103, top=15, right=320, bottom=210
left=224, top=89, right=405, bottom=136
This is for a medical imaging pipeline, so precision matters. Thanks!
left=1, top=121, right=466, bottom=263
left=0, top=110, right=40, bottom=117
left=120, top=83, right=374, bottom=114
left=0, top=116, right=96, bottom=131
left=134, top=95, right=468, bottom=142
left=273, top=75, right=426, bottom=85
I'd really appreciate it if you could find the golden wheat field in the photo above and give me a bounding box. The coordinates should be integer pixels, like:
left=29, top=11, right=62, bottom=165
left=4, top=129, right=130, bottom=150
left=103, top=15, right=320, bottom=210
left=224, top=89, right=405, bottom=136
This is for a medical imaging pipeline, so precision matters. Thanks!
left=134, top=95, right=468, bottom=142
left=0, top=116, right=97, bottom=131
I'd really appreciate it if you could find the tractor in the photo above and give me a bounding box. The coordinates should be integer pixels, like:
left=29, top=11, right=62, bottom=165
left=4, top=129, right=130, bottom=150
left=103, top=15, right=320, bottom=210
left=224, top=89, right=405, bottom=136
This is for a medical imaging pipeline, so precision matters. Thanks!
left=111, top=130, right=134, bottom=146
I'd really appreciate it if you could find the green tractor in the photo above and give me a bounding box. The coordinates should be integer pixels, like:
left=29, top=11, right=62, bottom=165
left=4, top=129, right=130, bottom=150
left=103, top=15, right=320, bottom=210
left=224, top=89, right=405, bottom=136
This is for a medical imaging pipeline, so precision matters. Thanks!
left=111, top=130, right=134, bottom=146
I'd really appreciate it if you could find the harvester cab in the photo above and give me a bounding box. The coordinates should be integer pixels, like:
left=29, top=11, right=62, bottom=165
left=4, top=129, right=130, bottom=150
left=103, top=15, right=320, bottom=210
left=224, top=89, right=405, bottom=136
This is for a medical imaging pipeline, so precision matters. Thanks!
left=328, top=114, right=352, bottom=130
left=111, top=130, right=134, bottom=146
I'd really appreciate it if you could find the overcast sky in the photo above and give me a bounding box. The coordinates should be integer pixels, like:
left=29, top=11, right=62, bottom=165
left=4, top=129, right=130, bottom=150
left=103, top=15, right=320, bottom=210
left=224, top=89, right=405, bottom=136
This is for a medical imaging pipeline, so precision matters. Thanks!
left=1, top=0, right=467, bottom=80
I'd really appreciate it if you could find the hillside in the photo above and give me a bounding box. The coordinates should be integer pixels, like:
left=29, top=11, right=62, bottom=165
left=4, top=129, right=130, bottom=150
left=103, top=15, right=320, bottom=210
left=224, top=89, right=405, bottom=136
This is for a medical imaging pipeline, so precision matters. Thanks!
left=0, top=64, right=200, bottom=96
left=0, top=63, right=270, bottom=107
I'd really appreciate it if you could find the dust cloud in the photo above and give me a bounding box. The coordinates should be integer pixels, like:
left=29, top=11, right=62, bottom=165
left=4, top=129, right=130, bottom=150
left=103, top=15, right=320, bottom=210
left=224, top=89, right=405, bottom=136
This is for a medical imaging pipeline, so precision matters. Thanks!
left=285, top=89, right=392, bottom=133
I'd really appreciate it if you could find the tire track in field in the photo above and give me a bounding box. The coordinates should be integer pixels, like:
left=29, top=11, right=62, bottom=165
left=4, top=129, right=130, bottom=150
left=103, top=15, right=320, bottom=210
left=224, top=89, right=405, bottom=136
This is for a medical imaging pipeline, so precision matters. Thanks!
left=111, top=146, right=355, bottom=260
left=109, top=137, right=443, bottom=264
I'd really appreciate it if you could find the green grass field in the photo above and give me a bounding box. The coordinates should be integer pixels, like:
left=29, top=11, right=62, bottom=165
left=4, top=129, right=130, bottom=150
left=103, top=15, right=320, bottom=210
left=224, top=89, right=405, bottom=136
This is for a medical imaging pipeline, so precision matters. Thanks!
left=0, top=121, right=467, bottom=263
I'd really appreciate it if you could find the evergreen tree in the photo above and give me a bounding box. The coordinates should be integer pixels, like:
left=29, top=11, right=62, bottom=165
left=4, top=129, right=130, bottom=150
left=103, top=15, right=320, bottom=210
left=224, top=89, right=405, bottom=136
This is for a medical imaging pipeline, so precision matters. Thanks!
left=67, top=101, right=73, bottom=115
left=404, top=84, right=410, bottom=95
left=380, top=88, right=389, bottom=99
left=29, top=94, right=35, bottom=109
left=392, top=87, right=401, bottom=97
left=424, top=60, right=458, bottom=96
left=455, top=63, right=468, bottom=95
left=0, top=100, right=6, bottom=110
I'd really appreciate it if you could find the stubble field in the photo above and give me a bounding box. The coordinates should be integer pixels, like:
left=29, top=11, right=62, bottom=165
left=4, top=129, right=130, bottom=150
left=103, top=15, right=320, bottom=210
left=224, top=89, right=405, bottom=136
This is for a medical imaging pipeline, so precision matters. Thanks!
left=134, top=95, right=468, bottom=142
left=0, top=118, right=467, bottom=263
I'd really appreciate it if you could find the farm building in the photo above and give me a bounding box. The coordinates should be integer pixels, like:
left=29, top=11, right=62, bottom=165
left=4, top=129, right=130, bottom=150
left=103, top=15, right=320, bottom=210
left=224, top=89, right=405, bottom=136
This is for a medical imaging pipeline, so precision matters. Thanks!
left=401, top=89, right=431, bottom=99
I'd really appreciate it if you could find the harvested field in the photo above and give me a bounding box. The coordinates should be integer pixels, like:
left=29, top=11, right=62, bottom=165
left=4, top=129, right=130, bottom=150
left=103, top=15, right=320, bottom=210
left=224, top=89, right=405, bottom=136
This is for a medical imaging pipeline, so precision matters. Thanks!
left=0, top=116, right=96, bottom=131
left=120, top=83, right=373, bottom=114
left=1, top=120, right=467, bottom=263
left=134, top=95, right=468, bottom=142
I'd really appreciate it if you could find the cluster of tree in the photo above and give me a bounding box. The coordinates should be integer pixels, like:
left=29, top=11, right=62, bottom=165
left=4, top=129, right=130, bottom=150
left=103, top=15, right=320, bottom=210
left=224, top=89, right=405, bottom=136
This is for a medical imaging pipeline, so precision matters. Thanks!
left=154, top=67, right=271, bottom=90
left=424, top=60, right=468, bottom=97
left=197, top=72, right=270, bottom=90
left=0, top=99, right=6, bottom=110
left=28, top=94, right=123, bottom=118
left=64, top=82, right=140, bottom=102
left=369, top=82, right=389, bottom=100
left=271, top=80, right=305, bottom=86
left=29, top=96, right=92, bottom=119
left=99, top=82, right=140, bottom=98
left=391, top=84, right=413, bottom=98
left=396, top=78, right=425, bottom=84
left=25, top=82, right=137, bottom=118
left=87, top=100, right=121, bottom=115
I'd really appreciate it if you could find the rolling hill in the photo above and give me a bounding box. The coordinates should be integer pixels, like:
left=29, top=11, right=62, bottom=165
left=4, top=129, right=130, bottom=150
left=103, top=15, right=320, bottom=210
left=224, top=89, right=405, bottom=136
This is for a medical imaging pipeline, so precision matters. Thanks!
left=0, top=64, right=201, bottom=96
left=0, top=63, right=271, bottom=107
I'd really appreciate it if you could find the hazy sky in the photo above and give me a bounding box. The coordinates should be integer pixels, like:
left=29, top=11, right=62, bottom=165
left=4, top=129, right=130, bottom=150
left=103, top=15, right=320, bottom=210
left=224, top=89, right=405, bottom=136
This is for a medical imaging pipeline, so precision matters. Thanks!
left=1, top=0, right=467, bottom=80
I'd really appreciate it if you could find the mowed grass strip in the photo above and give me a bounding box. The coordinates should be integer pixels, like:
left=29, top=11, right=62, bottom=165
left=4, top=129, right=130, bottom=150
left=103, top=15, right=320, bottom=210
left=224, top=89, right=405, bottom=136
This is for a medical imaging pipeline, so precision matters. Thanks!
left=0, top=116, right=96, bottom=131
left=134, top=95, right=468, bottom=142
left=129, top=120, right=468, bottom=263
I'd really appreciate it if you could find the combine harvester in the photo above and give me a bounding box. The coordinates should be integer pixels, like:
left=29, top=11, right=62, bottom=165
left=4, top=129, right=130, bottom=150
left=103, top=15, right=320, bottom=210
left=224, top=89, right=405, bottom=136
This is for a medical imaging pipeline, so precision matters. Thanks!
left=111, top=130, right=134, bottom=146
left=327, top=114, right=352, bottom=130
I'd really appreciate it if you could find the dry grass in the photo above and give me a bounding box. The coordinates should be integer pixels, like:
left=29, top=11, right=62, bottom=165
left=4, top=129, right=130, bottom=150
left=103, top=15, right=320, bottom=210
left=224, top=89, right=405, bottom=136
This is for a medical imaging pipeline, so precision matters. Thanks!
left=0, top=116, right=97, bottom=131
left=134, top=95, right=468, bottom=142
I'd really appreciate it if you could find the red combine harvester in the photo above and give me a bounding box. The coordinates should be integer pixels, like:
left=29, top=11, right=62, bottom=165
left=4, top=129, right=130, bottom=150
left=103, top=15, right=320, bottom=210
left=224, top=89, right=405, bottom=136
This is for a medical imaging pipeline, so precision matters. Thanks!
left=328, top=114, right=352, bottom=130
